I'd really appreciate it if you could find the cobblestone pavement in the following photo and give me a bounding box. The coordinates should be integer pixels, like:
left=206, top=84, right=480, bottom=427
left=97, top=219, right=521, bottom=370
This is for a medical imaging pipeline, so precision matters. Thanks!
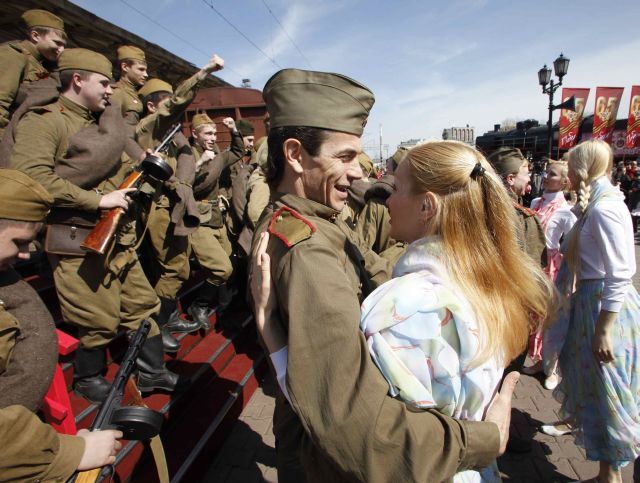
left=205, top=241, right=640, bottom=482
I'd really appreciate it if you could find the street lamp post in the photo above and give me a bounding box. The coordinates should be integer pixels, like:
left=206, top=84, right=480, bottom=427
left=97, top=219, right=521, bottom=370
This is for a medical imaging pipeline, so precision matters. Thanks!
left=538, top=53, right=570, bottom=159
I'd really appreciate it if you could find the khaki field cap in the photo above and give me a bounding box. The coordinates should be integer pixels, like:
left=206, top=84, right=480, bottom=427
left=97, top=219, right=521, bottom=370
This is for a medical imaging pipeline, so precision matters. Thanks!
left=139, top=78, right=173, bottom=98
left=22, top=9, right=65, bottom=31
left=487, top=147, right=527, bottom=177
left=57, top=48, right=113, bottom=79
left=263, top=68, right=375, bottom=136
left=191, top=113, right=214, bottom=129
left=0, top=169, right=53, bottom=222
left=358, top=152, right=374, bottom=177
left=236, top=119, right=255, bottom=136
left=117, top=45, right=146, bottom=63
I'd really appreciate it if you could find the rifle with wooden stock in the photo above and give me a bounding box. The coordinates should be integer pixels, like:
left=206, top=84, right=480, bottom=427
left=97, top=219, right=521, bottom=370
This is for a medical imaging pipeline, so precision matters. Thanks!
left=67, top=320, right=164, bottom=483
left=80, top=123, right=181, bottom=255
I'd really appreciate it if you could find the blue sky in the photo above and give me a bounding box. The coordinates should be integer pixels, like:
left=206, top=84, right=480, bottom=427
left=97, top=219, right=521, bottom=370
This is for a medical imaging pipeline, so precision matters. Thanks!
left=73, top=0, right=639, bottom=158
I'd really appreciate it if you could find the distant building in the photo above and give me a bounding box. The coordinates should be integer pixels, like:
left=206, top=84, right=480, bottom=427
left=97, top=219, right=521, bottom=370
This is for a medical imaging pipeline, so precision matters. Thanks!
left=398, top=138, right=426, bottom=149
left=442, top=125, right=475, bottom=145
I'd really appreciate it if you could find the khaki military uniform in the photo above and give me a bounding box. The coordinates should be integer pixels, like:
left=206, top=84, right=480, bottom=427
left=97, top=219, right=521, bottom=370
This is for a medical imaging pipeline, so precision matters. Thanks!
left=246, top=166, right=271, bottom=229
left=190, top=134, right=245, bottom=285
left=513, top=198, right=547, bottom=266
left=0, top=40, right=49, bottom=136
left=255, top=193, right=500, bottom=482
left=0, top=270, right=84, bottom=481
left=136, top=72, right=203, bottom=299
left=10, top=95, right=160, bottom=348
left=110, top=78, right=143, bottom=129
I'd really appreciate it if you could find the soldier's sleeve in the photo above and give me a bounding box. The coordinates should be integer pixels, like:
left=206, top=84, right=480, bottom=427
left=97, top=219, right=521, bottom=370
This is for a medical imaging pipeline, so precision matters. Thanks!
left=0, top=47, right=26, bottom=134
left=154, top=71, right=204, bottom=134
left=10, top=112, right=101, bottom=211
left=246, top=170, right=270, bottom=228
left=276, top=242, right=500, bottom=481
left=357, top=198, right=394, bottom=253
left=0, top=405, right=85, bottom=481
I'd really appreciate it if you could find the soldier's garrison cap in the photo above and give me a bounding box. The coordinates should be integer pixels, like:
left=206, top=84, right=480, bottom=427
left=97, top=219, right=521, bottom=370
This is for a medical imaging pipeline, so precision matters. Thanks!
left=191, top=113, right=215, bottom=129
left=139, top=78, right=173, bottom=98
left=236, top=119, right=255, bottom=136
left=0, top=170, right=53, bottom=222
left=117, top=45, right=146, bottom=63
left=387, top=146, right=408, bottom=170
left=263, top=68, right=374, bottom=136
left=487, top=147, right=527, bottom=177
left=22, top=9, right=65, bottom=32
left=358, top=152, right=374, bottom=177
left=57, top=48, right=112, bottom=79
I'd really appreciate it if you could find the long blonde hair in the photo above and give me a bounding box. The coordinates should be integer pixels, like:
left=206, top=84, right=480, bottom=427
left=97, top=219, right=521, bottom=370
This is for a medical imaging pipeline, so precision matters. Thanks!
left=565, top=139, right=613, bottom=271
left=405, top=141, right=556, bottom=365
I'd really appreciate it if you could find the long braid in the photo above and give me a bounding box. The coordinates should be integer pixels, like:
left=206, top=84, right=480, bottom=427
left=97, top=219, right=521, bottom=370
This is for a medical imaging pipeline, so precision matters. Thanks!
left=577, top=179, right=591, bottom=215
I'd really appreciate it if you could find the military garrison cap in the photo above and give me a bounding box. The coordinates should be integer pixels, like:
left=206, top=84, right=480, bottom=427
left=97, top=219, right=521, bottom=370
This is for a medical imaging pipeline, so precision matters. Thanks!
left=0, top=170, right=53, bottom=222
left=358, top=152, right=374, bottom=177
left=191, top=113, right=214, bottom=129
left=236, top=119, right=255, bottom=136
left=22, top=9, right=65, bottom=32
left=57, top=48, right=112, bottom=79
left=263, top=68, right=374, bottom=136
left=387, top=146, right=408, bottom=170
left=487, top=147, right=527, bottom=177
left=139, top=78, right=173, bottom=98
left=117, top=45, right=146, bottom=63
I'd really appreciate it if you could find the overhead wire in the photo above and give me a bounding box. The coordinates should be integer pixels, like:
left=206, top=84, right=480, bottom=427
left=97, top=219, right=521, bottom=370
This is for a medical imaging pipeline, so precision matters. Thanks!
left=117, top=0, right=246, bottom=81
left=200, top=0, right=282, bottom=69
left=261, top=0, right=313, bottom=69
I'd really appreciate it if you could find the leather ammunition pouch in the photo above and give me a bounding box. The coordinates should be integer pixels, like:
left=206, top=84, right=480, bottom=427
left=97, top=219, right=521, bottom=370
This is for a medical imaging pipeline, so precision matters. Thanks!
left=200, top=196, right=228, bottom=229
left=44, top=208, right=98, bottom=257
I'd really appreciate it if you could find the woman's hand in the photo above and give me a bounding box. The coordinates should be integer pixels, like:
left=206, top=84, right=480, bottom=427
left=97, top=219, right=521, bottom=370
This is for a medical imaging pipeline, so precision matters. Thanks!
left=250, top=231, right=286, bottom=353
left=592, top=310, right=616, bottom=363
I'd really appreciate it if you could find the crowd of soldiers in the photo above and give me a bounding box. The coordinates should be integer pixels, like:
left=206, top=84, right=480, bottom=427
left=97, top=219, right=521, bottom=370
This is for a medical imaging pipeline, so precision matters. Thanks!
left=0, top=7, right=540, bottom=482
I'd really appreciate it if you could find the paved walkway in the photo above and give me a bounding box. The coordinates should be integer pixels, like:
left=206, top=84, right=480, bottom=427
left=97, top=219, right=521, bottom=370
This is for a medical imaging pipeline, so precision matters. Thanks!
left=205, top=241, right=640, bottom=482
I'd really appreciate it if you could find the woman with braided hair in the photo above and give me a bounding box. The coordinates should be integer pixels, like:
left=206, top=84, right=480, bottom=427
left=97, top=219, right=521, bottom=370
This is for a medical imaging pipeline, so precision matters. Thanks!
left=552, top=139, right=640, bottom=482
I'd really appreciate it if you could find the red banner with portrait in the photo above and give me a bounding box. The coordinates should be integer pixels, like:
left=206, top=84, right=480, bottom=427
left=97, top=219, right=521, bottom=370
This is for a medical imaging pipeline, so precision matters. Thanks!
left=558, top=88, right=589, bottom=149
left=592, top=87, right=624, bottom=144
left=626, top=85, right=640, bottom=148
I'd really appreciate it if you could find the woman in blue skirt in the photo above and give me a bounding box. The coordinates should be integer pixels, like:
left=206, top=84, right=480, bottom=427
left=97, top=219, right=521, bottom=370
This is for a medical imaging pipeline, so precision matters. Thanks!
left=554, top=139, right=640, bottom=482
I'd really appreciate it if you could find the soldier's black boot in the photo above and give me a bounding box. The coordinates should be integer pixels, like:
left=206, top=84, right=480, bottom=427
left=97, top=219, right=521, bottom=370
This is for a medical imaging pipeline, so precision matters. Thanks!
left=136, top=335, right=189, bottom=393
left=156, top=297, right=180, bottom=353
left=162, top=296, right=200, bottom=334
left=187, top=281, right=219, bottom=330
left=73, top=346, right=110, bottom=404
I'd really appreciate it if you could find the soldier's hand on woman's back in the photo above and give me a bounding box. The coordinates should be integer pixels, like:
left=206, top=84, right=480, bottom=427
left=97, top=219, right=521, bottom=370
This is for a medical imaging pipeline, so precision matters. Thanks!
left=250, top=232, right=286, bottom=353
left=76, top=428, right=123, bottom=470
left=484, top=371, right=520, bottom=455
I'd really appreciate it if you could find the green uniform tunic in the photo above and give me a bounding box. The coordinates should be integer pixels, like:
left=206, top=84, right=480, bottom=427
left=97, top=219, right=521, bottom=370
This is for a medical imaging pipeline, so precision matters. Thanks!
left=9, top=95, right=160, bottom=348
left=110, top=78, right=143, bottom=129
left=255, top=193, right=501, bottom=482
left=136, top=72, right=204, bottom=298
left=0, top=40, right=49, bottom=137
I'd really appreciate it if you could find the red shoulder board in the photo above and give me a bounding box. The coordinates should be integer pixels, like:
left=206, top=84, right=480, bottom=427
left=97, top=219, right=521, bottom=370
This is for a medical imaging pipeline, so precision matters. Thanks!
left=514, top=201, right=536, bottom=217
left=268, top=206, right=316, bottom=248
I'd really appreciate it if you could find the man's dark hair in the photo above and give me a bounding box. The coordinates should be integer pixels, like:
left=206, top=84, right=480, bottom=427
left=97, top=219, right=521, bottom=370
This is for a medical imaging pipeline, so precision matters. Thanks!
left=142, top=92, right=171, bottom=115
left=58, top=69, right=93, bottom=92
left=265, top=126, right=328, bottom=188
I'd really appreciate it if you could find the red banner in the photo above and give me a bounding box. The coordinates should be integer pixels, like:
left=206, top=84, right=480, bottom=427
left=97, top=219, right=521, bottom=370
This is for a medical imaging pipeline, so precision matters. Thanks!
left=592, top=87, right=624, bottom=144
left=558, top=88, right=590, bottom=149
left=626, top=85, right=640, bottom=148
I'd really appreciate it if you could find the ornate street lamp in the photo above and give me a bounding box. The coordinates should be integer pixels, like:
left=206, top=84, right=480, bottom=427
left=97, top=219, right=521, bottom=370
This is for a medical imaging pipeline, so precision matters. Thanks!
left=538, top=53, right=572, bottom=159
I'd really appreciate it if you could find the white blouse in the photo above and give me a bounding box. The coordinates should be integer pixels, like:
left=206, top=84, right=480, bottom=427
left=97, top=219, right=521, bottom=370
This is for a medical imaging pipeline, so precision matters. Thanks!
left=577, top=177, right=636, bottom=312
left=530, top=192, right=577, bottom=250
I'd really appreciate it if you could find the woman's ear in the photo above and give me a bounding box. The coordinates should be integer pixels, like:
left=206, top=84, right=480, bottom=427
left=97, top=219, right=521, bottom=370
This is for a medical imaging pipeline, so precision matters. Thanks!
left=283, top=138, right=304, bottom=175
left=423, top=192, right=438, bottom=218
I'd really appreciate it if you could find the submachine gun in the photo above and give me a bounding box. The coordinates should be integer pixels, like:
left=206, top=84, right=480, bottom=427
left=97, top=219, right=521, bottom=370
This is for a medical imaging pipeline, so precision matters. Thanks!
left=67, top=320, right=164, bottom=483
left=80, top=123, right=181, bottom=255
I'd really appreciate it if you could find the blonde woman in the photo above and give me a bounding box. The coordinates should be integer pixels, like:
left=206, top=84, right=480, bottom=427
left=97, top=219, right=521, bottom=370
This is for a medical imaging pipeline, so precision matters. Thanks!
left=252, top=141, right=555, bottom=482
left=551, top=139, right=640, bottom=483
left=524, top=161, right=577, bottom=388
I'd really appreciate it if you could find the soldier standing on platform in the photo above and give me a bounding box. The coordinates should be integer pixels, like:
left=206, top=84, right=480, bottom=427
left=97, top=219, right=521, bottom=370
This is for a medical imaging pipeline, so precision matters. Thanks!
left=136, top=55, right=224, bottom=344
left=0, top=169, right=122, bottom=480
left=110, top=45, right=148, bottom=130
left=9, top=48, right=185, bottom=403
left=187, top=113, right=245, bottom=328
left=0, top=9, right=67, bottom=137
